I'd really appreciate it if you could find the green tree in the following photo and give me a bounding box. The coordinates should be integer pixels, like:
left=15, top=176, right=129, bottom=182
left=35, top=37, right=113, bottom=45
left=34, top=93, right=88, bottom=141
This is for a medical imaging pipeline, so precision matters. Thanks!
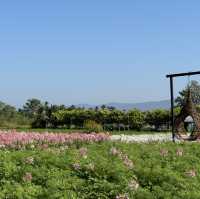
left=31, top=102, right=66, bottom=128
left=145, top=109, right=170, bottom=131
left=96, top=108, right=111, bottom=125
left=127, top=109, right=144, bottom=130
left=48, top=105, right=66, bottom=128
left=0, top=102, right=16, bottom=118
left=31, top=101, right=49, bottom=128
left=0, top=101, right=31, bottom=128
left=20, top=99, right=42, bottom=118
left=175, top=80, right=200, bottom=106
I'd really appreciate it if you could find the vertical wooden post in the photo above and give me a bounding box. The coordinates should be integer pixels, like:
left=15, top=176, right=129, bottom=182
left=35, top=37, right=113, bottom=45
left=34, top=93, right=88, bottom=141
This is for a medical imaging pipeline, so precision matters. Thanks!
left=170, top=77, right=175, bottom=142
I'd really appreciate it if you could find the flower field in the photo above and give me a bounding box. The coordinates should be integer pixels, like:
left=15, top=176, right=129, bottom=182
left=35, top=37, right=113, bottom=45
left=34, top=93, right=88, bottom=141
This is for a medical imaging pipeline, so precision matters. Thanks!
left=0, top=131, right=199, bottom=198
left=0, top=130, right=110, bottom=149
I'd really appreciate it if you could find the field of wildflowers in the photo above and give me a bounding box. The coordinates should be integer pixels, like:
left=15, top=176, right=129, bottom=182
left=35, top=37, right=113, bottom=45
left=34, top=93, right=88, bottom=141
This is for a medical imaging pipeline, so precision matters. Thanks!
left=0, top=130, right=110, bottom=149
left=0, top=131, right=199, bottom=198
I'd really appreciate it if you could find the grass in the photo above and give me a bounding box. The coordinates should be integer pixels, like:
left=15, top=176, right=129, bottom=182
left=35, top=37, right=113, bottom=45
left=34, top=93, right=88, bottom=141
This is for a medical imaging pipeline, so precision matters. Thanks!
left=0, top=141, right=199, bottom=198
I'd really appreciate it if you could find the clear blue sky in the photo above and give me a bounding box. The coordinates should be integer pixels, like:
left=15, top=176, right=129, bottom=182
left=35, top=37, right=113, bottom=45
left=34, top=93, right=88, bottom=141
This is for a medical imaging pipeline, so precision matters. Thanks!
left=1, top=0, right=200, bottom=107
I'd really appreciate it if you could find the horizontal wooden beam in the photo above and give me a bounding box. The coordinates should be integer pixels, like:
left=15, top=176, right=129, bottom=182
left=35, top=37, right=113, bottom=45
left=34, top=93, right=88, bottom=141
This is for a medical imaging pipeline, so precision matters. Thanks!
left=166, top=71, right=200, bottom=78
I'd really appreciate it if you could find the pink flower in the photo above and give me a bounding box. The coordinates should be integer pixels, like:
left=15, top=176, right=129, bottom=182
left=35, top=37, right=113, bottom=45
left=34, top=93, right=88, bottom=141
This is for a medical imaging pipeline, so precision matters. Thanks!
left=25, top=157, right=34, bottom=164
left=79, top=147, right=88, bottom=159
left=123, top=157, right=134, bottom=169
left=110, top=147, right=119, bottom=156
left=128, top=179, right=139, bottom=190
left=176, top=148, right=183, bottom=156
left=185, top=169, right=196, bottom=177
left=41, top=144, right=49, bottom=149
left=160, top=149, right=168, bottom=157
left=120, top=154, right=134, bottom=169
left=23, top=172, right=32, bottom=182
left=0, top=131, right=110, bottom=149
left=116, top=194, right=129, bottom=199
left=110, top=147, right=134, bottom=169
left=72, top=163, right=81, bottom=170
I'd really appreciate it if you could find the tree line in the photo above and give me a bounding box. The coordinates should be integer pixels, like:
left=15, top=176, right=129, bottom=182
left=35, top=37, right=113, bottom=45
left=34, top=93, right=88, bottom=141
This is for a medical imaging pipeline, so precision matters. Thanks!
left=0, top=98, right=174, bottom=131
left=1, top=80, right=200, bottom=131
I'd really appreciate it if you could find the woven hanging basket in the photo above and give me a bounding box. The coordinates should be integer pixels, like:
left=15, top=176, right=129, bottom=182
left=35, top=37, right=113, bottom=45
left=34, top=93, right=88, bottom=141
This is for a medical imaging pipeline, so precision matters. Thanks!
left=174, top=90, right=200, bottom=140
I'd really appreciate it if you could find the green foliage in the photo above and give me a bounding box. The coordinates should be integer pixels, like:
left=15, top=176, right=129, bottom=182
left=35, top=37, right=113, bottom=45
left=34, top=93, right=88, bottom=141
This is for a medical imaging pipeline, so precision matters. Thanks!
left=83, top=120, right=103, bottom=133
left=145, top=109, right=170, bottom=131
left=0, top=142, right=199, bottom=198
left=20, top=99, right=66, bottom=128
left=0, top=101, right=31, bottom=129
left=54, top=107, right=146, bottom=131
left=128, top=109, right=145, bottom=130
left=0, top=98, right=172, bottom=131
left=20, top=98, right=42, bottom=118
left=175, top=80, right=200, bottom=106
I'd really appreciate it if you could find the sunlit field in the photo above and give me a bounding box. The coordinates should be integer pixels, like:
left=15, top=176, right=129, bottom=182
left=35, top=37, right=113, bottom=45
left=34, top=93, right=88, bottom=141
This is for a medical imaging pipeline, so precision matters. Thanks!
left=0, top=130, right=198, bottom=198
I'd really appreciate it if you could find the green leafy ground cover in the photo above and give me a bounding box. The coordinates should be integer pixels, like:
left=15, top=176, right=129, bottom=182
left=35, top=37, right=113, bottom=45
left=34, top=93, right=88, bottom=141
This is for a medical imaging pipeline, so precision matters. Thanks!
left=0, top=141, right=199, bottom=198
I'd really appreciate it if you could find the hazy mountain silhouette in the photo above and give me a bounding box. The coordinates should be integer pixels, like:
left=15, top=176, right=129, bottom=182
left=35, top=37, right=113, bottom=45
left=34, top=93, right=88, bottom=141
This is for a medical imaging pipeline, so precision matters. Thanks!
left=77, top=100, right=170, bottom=111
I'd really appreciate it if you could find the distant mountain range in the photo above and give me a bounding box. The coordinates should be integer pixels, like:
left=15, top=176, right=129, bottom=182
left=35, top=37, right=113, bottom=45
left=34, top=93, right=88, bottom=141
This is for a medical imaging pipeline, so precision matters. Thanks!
left=77, top=100, right=170, bottom=111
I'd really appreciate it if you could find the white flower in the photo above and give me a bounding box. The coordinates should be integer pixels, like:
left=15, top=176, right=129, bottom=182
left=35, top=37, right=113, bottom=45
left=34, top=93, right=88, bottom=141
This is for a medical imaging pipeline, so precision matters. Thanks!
left=128, top=179, right=139, bottom=190
left=0, top=145, right=5, bottom=149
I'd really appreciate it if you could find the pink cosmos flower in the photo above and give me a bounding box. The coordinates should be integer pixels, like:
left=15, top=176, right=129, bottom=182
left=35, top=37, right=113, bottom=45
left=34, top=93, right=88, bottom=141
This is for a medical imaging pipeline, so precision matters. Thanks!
left=110, top=147, right=134, bottom=169
left=40, top=144, right=49, bottom=150
left=185, top=169, right=196, bottom=177
left=72, top=163, right=81, bottom=171
left=128, top=179, right=139, bottom=190
left=0, top=131, right=110, bottom=149
left=79, top=147, right=88, bottom=159
left=160, top=149, right=168, bottom=157
left=25, top=157, right=34, bottom=164
left=110, top=147, right=119, bottom=156
left=176, top=148, right=183, bottom=156
left=123, top=157, right=134, bottom=169
left=23, top=172, right=32, bottom=182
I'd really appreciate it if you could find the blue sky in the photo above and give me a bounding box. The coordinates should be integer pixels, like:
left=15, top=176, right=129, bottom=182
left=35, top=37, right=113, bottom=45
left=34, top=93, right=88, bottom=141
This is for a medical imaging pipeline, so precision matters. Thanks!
left=1, top=0, right=200, bottom=107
